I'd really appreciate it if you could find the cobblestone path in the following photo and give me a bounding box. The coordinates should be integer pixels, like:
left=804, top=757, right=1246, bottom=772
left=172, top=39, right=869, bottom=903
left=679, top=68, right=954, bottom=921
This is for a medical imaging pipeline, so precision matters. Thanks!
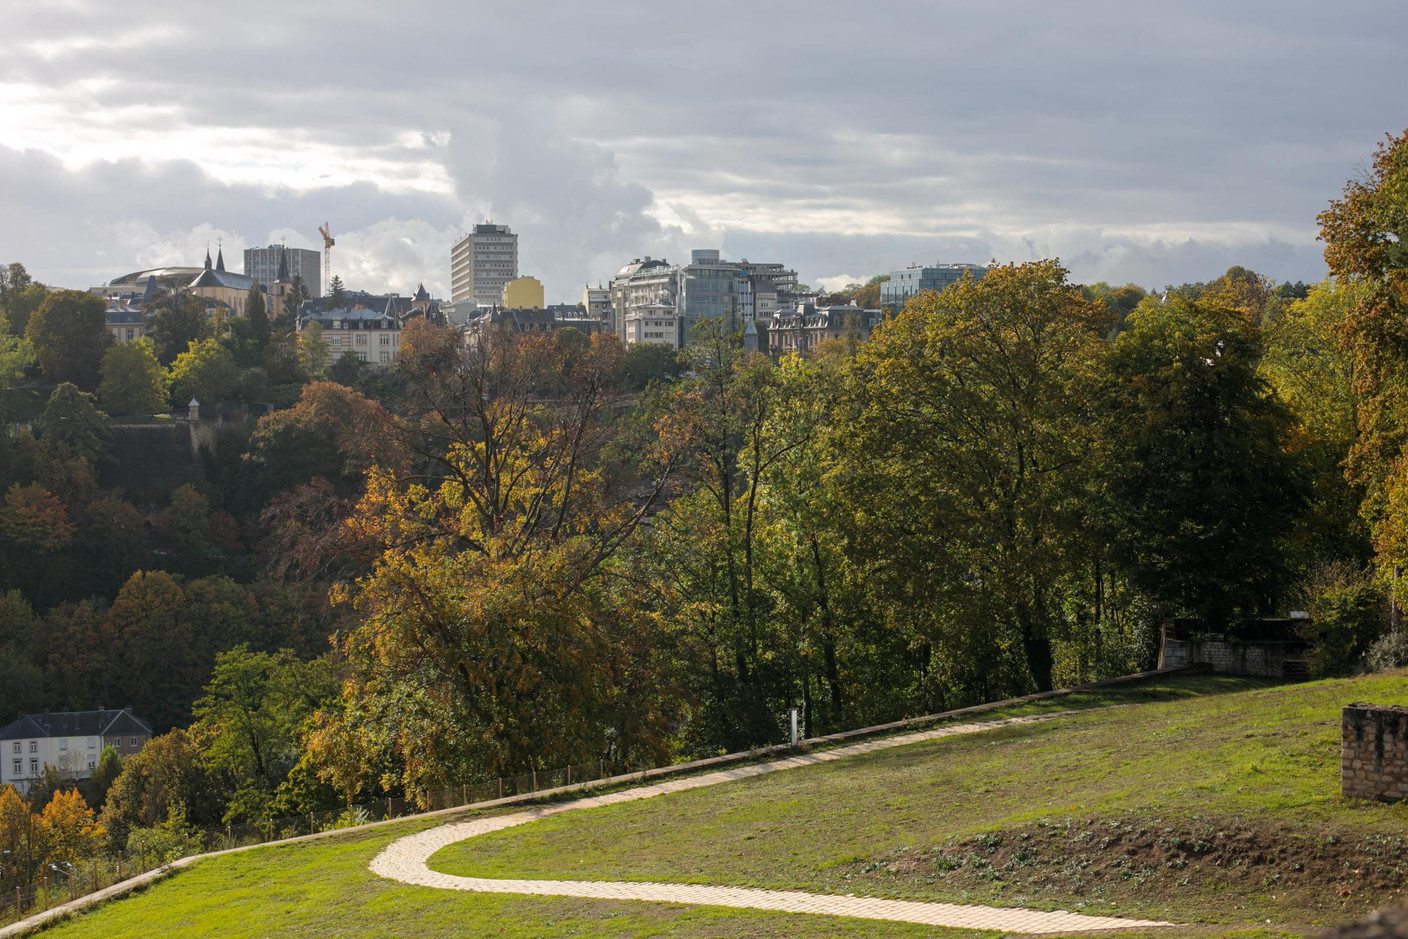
left=370, top=714, right=1174, bottom=933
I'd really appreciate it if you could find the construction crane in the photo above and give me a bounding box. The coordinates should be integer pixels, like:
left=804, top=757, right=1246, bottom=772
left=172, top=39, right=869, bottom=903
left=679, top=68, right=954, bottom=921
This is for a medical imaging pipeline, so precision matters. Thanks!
left=318, top=222, right=335, bottom=296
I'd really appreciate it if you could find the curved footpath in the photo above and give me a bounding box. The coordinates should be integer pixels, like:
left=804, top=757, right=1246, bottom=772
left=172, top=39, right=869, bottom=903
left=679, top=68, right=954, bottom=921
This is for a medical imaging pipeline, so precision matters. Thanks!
left=372, top=714, right=1175, bottom=933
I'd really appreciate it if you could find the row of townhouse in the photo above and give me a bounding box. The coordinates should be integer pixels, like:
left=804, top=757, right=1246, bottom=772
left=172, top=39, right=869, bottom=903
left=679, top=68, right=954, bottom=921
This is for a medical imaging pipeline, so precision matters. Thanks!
left=0, top=709, right=152, bottom=795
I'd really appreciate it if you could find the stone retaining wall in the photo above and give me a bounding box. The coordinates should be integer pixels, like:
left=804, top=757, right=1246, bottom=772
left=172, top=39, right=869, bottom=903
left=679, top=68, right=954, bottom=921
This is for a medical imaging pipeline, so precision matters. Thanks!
left=1342, top=703, right=1408, bottom=802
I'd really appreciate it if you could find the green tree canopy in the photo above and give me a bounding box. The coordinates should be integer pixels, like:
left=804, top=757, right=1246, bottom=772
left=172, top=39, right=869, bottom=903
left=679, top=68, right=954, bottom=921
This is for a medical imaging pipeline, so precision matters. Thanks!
left=39, top=382, right=110, bottom=464
left=168, top=338, right=239, bottom=408
left=24, top=290, right=110, bottom=389
left=326, top=276, right=347, bottom=311
left=1097, top=298, right=1305, bottom=625
left=99, top=338, right=168, bottom=416
left=145, top=290, right=211, bottom=366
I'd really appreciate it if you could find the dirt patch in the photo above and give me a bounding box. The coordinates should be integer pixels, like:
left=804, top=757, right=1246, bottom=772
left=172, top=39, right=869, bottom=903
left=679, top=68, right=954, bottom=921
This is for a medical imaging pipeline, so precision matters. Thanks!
left=838, top=815, right=1408, bottom=925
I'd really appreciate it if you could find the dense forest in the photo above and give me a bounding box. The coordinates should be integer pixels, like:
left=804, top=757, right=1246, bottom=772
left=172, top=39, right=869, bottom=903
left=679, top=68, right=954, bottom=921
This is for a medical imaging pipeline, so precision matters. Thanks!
left=1, top=130, right=1407, bottom=872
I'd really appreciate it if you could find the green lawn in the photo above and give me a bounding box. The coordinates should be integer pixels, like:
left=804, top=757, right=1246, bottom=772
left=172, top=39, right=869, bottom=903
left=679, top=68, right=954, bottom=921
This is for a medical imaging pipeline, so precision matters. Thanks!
left=33, top=672, right=1408, bottom=938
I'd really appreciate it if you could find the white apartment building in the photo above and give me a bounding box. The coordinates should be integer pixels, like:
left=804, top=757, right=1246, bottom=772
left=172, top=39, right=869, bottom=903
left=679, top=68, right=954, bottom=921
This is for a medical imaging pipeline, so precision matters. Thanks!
left=301, top=306, right=402, bottom=367
left=624, top=300, right=682, bottom=350
left=0, top=709, right=152, bottom=795
left=450, top=223, right=518, bottom=306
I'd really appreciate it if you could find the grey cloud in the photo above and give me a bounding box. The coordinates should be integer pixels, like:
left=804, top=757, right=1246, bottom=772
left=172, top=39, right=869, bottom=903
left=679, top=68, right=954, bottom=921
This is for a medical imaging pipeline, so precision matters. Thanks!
left=2, top=0, right=1405, bottom=299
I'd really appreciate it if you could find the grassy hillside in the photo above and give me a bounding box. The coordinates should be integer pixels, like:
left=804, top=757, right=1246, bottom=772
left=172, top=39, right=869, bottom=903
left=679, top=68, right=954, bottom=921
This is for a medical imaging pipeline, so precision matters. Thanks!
left=33, top=672, right=1408, bottom=938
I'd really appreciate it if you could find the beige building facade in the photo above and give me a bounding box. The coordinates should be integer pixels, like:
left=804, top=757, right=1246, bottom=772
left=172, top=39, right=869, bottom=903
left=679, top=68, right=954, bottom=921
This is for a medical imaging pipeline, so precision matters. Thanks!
left=451, top=223, right=518, bottom=306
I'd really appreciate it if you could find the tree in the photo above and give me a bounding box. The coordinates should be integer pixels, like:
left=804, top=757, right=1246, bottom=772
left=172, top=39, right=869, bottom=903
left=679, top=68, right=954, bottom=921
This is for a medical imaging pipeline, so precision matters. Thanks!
left=39, top=383, right=110, bottom=464
left=160, top=483, right=209, bottom=553
left=1, top=264, right=48, bottom=336
left=190, top=647, right=337, bottom=822
left=298, top=322, right=329, bottom=380
left=245, top=285, right=270, bottom=350
left=1097, top=298, right=1305, bottom=625
left=84, top=747, right=124, bottom=811
left=101, top=571, right=198, bottom=730
left=0, top=316, right=34, bottom=390
left=1319, top=129, right=1408, bottom=567
left=0, top=591, right=42, bottom=724
left=0, top=785, right=35, bottom=890
left=620, top=341, right=683, bottom=391
left=1, top=483, right=76, bottom=552
left=99, top=729, right=221, bottom=849
left=326, top=276, right=347, bottom=312
left=168, top=338, right=239, bottom=408
left=278, top=276, right=310, bottom=331
left=844, top=260, right=1107, bottom=698
left=36, top=789, right=103, bottom=866
left=99, top=339, right=168, bottom=416
left=328, top=324, right=685, bottom=795
left=24, top=290, right=110, bottom=389
left=145, top=291, right=211, bottom=366
left=1201, top=265, right=1275, bottom=322
left=852, top=274, right=889, bottom=309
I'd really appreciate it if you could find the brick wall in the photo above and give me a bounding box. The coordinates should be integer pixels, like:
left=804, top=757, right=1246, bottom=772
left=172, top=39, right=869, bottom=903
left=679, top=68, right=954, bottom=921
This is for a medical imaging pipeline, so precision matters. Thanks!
left=1342, top=703, right=1408, bottom=802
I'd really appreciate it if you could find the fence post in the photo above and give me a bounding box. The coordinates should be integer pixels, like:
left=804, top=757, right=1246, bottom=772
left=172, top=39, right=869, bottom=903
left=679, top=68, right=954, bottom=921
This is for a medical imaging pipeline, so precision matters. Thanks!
left=227, top=823, right=232, bottom=846
left=567, top=764, right=571, bottom=786
left=93, top=857, right=99, bottom=892
left=462, top=784, right=467, bottom=805
left=531, top=769, right=536, bottom=793
left=600, top=758, right=605, bottom=780
left=309, top=812, right=315, bottom=835
left=498, top=778, right=503, bottom=800
left=15, top=886, right=21, bottom=916
left=790, top=708, right=799, bottom=747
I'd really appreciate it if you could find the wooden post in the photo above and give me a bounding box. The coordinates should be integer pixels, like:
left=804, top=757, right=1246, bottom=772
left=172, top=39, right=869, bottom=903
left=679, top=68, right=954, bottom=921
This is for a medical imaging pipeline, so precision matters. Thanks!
left=567, top=765, right=571, bottom=786
left=15, top=886, right=21, bottom=916
left=387, top=796, right=393, bottom=819
left=309, top=812, right=315, bottom=835
left=531, top=769, right=536, bottom=793
left=498, top=778, right=502, bottom=800
left=461, top=784, right=467, bottom=805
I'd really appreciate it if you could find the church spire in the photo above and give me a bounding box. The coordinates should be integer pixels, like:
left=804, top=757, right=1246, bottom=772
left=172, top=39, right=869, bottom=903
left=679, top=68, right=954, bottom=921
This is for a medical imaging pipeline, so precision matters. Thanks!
left=204, top=246, right=212, bottom=270
left=215, top=244, right=226, bottom=272
left=276, top=249, right=290, bottom=283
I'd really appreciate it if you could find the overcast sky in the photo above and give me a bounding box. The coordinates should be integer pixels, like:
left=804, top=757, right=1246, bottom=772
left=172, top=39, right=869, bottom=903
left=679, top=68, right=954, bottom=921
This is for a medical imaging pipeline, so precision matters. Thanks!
left=1, top=1, right=1404, bottom=301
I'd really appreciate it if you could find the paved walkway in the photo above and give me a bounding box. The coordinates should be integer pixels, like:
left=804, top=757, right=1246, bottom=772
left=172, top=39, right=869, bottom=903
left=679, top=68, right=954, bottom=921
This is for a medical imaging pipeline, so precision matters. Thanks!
left=370, top=715, right=1175, bottom=933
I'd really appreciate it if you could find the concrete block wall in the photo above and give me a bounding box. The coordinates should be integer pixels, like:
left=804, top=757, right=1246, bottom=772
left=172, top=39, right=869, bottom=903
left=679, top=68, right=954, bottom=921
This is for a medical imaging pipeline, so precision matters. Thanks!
left=1159, top=638, right=1285, bottom=677
left=1343, top=703, right=1408, bottom=802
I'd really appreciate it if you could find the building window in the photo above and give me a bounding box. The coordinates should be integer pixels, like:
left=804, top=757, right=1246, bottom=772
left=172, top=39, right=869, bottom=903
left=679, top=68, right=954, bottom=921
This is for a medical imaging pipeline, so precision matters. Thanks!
left=130, top=737, right=138, bottom=748
left=87, top=738, right=95, bottom=749
left=10, top=759, right=18, bottom=775
left=88, top=759, right=96, bottom=770
left=59, top=740, right=67, bottom=751
left=28, top=742, right=35, bottom=753
left=10, top=743, right=16, bottom=754
left=29, top=759, right=37, bottom=774
left=379, top=351, right=390, bottom=364
left=380, top=335, right=389, bottom=346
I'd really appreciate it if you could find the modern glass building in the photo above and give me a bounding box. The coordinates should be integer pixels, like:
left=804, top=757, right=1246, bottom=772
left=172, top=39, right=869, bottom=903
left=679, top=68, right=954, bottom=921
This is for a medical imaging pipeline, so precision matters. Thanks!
left=880, top=262, right=987, bottom=310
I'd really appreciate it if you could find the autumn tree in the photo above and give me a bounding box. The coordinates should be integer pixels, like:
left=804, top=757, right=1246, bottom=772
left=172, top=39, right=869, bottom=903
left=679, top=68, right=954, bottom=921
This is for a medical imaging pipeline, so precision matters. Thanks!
left=1, top=483, right=76, bottom=552
left=25, top=290, right=110, bottom=389
left=1, top=263, right=48, bottom=336
left=101, top=571, right=199, bottom=730
left=327, top=323, right=684, bottom=796
left=1319, top=129, right=1408, bottom=580
left=36, top=789, right=103, bottom=866
left=99, top=338, right=168, bottom=415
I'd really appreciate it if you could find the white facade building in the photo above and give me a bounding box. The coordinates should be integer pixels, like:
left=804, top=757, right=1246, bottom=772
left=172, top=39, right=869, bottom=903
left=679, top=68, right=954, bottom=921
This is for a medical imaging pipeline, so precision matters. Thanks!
left=301, top=306, right=402, bottom=367
left=0, top=709, right=152, bottom=795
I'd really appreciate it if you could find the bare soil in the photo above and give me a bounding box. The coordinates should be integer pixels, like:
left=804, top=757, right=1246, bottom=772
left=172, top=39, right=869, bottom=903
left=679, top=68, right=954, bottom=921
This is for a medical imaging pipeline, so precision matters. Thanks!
left=840, top=814, right=1408, bottom=927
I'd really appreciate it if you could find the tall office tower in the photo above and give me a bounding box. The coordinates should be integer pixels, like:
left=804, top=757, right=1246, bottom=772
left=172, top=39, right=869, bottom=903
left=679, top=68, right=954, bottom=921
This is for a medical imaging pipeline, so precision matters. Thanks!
left=244, top=245, right=322, bottom=297
left=450, top=223, right=519, bottom=306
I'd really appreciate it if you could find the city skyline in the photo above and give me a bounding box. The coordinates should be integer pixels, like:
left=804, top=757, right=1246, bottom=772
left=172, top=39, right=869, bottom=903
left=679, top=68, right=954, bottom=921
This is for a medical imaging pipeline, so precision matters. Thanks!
left=2, top=1, right=1406, bottom=300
